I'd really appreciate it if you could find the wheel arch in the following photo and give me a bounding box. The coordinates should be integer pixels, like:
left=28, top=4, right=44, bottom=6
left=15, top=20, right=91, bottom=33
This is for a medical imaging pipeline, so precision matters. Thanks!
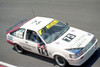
left=13, top=41, right=22, bottom=47
left=52, top=53, right=66, bottom=60
left=53, top=52, right=70, bottom=62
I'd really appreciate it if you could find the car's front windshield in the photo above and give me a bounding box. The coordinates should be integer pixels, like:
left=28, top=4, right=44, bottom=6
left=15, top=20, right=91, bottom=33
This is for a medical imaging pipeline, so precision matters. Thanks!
left=38, top=20, right=69, bottom=44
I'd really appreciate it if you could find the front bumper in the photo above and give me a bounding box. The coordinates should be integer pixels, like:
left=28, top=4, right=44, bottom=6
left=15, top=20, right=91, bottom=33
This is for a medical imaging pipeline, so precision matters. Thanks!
left=67, top=39, right=98, bottom=66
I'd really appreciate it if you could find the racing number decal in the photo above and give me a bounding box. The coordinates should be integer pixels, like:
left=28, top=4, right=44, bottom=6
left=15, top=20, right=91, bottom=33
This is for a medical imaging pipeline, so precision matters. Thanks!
left=63, top=33, right=76, bottom=42
left=37, top=44, right=48, bottom=56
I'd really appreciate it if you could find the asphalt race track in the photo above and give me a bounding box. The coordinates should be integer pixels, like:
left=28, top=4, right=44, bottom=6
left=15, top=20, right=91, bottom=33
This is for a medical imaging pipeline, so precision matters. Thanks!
left=0, top=0, right=100, bottom=67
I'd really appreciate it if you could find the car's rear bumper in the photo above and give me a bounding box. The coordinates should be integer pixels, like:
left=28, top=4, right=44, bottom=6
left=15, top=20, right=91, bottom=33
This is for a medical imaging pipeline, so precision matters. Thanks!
left=6, top=39, right=14, bottom=45
left=67, top=39, right=98, bottom=66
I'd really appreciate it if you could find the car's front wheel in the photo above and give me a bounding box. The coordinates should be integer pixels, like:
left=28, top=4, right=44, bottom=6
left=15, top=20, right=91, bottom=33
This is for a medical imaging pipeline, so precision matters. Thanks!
left=54, top=55, right=68, bottom=67
left=14, top=43, right=24, bottom=54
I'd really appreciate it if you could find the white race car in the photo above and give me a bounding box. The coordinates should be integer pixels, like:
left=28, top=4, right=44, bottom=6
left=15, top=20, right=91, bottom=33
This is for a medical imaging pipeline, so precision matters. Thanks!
left=6, top=17, right=98, bottom=67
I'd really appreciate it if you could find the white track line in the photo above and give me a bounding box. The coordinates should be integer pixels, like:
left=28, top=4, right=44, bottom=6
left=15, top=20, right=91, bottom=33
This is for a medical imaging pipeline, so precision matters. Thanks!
left=0, top=61, right=17, bottom=67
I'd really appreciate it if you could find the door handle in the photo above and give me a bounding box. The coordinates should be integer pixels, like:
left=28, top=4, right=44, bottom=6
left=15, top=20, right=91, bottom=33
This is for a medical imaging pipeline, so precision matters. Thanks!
left=25, top=41, right=28, bottom=43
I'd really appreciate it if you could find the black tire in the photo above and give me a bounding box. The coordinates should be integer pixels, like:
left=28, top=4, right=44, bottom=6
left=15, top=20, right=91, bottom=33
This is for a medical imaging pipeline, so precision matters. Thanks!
left=54, top=55, right=68, bottom=67
left=14, top=43, right=24, bottom=54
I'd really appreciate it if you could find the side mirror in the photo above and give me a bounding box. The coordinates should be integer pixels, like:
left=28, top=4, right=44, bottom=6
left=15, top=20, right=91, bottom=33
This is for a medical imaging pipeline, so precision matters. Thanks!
left=66, top=22, right=68, bottom=25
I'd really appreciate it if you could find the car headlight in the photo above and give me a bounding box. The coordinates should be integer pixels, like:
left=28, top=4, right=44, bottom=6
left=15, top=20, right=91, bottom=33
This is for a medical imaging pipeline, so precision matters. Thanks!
left=69, top=54, right=77, bottom=59
left=66, top=48, right=83, bottom=59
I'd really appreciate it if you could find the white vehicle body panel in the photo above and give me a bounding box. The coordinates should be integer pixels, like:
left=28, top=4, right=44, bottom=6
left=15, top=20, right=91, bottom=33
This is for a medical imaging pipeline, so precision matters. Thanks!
left=21, top=17, right=54, bottom=32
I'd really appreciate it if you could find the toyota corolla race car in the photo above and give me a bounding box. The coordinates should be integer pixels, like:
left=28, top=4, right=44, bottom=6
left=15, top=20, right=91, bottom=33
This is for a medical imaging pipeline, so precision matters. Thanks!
left=6, top=17, right=98, bottom=67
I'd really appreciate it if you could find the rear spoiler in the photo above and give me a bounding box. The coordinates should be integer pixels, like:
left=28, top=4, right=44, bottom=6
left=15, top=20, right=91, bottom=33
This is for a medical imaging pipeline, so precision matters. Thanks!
left=6, top=19, right=27, bottom=33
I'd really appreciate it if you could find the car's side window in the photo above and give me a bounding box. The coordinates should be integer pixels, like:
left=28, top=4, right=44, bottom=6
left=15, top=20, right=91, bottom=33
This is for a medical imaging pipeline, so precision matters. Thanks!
left=26, top=30, right=42, bottom=43
left=10, top=28, right=25, bottom=39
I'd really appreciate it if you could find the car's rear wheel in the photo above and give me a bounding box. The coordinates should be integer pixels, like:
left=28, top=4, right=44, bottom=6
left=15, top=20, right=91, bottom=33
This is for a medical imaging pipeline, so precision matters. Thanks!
left=54, top=55, right=68, bottom=67
left=14, top=43, right=24, bottom=54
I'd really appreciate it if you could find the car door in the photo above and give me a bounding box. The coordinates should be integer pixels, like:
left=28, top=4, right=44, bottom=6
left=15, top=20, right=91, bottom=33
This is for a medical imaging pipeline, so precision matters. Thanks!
left=23, top=29, right=49, bottom=56
left=20, top=29, right=38, bottom=53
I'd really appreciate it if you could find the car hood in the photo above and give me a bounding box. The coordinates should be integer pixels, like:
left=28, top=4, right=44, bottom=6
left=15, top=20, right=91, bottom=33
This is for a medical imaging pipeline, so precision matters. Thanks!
left=51, top=27, right=94, bottom=49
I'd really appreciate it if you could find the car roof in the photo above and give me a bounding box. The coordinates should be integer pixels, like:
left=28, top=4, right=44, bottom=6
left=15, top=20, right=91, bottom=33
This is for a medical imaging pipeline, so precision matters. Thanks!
left=21, top=17, right=54, bottom=32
